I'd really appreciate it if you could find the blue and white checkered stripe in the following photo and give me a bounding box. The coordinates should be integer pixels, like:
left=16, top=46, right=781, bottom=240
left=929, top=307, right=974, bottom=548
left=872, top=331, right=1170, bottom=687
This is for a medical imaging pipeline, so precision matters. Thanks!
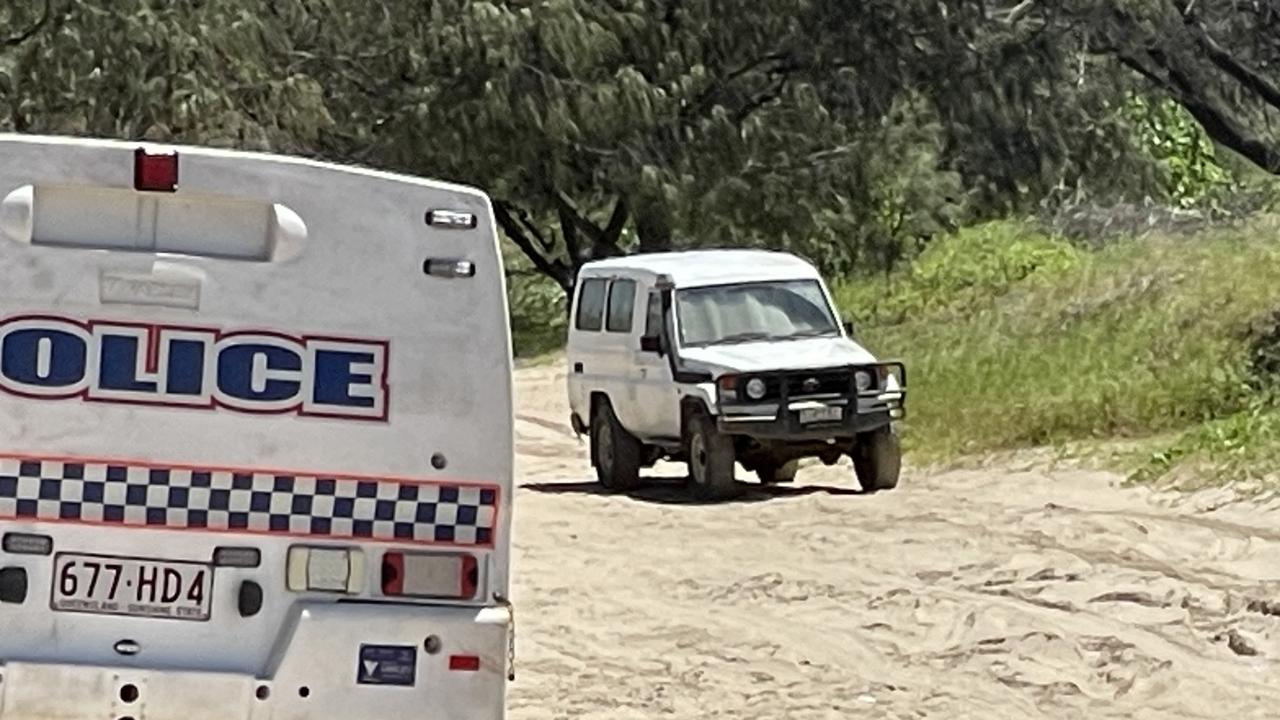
left=0, top=457, right=498, bottom=546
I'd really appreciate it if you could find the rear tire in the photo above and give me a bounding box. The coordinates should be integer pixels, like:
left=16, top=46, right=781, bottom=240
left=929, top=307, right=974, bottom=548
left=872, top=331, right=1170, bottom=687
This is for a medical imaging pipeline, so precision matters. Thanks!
left=757, top=459, right=799, bottom=484
left=687, top=413, right=738, bottom=500
left=591, top=399, right=642, bottom=491
left=853, top=425, right=901, bottom=492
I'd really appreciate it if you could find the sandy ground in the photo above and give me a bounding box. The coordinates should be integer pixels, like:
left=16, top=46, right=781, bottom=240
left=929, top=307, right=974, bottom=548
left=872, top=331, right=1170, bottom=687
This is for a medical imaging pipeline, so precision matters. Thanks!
left=505, top=361, right=1280, bottom=719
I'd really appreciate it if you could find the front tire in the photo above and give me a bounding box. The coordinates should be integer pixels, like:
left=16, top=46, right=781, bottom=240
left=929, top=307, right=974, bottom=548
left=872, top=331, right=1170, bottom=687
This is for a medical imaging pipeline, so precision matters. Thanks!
left=687, top=413, right=738, bottom=500
left=853, top=425, right=901, bottom=492
left=591, top=399, right=642, bottom=491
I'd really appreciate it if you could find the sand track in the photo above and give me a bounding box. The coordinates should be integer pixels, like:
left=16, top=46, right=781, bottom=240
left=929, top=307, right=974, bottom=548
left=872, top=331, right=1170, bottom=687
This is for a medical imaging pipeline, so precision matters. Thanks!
left=507, top=362, right=1280, bottom=719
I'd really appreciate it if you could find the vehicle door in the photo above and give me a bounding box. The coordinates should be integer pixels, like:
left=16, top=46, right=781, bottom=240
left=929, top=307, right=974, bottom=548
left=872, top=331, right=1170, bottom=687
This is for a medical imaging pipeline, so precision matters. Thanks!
left=599, top=276, right=645, bottom=434
left=567, top=275, right=609, bottom=420
left=629, top=288, right=681, bottom=441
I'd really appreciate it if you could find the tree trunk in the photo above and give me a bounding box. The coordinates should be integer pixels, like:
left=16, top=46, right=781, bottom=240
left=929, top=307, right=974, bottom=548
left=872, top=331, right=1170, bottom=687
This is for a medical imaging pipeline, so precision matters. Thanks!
left=633, top=200, right=674, bottom=254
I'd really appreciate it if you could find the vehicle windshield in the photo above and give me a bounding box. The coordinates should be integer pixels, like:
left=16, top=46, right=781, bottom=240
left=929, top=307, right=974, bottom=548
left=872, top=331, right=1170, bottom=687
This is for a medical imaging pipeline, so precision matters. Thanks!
left=675, top=279, right=839, bottom=347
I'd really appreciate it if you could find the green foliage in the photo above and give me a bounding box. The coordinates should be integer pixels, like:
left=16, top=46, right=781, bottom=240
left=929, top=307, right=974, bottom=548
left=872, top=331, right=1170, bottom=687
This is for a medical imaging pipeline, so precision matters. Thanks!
left=1125, top=95, right=1234, bottom=208
left=302, top=0, right=983, bottom=284
left=1130, top=401, right=1280, bottom=489
left=833, top=221, right=1082, bottom=325
left=0, top=0, right=333, bottom=149
left=507, top=272, right=567, bottom=358
left=2, top=0, right=1266, bottom=300
left=843, top=218, right=1280, bottom=460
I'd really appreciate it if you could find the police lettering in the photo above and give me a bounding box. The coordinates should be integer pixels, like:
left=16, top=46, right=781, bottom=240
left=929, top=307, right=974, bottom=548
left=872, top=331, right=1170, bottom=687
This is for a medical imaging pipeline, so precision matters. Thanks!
left=0, top=317, right=388, bottom=419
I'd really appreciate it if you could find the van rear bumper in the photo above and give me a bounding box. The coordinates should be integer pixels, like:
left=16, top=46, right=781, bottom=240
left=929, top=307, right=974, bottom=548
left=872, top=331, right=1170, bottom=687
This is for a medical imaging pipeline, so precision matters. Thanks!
left=0, top=603, right=510, bottom=720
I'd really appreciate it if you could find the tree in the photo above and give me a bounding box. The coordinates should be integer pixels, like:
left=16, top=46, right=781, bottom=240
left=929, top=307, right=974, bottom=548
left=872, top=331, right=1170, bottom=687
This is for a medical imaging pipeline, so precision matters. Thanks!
left=5, top=0, right=1276, bottom=300
left=292, top=0, right=970, bottom=293
left=0, top=0, right=333, bottom=148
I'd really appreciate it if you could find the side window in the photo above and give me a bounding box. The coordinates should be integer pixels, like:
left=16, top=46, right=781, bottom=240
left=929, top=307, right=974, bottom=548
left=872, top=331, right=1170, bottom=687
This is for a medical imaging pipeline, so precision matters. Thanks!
left=644, top=292, right=663, bottom=337
left=574, top=278, right=607, bottom=332
left=606, top=279, right=637, bottom=333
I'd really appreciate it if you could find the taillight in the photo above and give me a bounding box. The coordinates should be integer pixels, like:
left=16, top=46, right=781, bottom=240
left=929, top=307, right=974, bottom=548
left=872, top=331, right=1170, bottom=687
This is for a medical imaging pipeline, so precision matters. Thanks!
left=381, top=551, right=477, bottom=600
left=2, top=532, right=52, bottom=555
left=134, top=148, right=179, bottom=192
left=286, top=546, right=365, bottom=593
left=448, top=655, right=481, bottom=672
left=213, top=546, right=261, bottom=568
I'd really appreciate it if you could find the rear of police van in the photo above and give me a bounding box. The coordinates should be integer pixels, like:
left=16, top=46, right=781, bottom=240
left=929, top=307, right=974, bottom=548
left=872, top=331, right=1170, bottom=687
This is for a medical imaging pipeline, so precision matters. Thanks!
left=0, top=135, right=513, bottom=720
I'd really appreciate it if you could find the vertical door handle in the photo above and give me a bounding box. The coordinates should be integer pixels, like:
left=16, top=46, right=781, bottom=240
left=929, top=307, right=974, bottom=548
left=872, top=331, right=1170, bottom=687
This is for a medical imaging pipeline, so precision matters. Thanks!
left=573, top=362, right=584, bottom=374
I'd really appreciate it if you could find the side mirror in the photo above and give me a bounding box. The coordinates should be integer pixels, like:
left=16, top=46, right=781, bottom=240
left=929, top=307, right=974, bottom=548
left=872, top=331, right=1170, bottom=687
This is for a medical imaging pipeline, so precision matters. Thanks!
left=639, top=335, right=663, bottom=354
left=842, top=320, right=855, bottom=337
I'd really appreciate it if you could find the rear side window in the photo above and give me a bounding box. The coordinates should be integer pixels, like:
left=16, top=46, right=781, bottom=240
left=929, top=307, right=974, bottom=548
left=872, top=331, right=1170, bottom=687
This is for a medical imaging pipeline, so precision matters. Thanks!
left=606, top=280, right=636, bottom=333
left=575, top=278, right=607, bottom=331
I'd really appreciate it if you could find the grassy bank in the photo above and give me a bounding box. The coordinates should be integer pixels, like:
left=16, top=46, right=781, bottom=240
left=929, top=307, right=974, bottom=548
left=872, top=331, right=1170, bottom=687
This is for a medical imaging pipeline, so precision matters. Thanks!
left=506, top=217, right=1280, bottom=488
left=833, top=217, right=1280, bottom=486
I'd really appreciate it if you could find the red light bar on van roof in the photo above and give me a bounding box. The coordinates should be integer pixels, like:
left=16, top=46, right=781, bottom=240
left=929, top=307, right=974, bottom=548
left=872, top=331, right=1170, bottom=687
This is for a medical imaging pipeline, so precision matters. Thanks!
left=134, top=148, right=179, bottom=192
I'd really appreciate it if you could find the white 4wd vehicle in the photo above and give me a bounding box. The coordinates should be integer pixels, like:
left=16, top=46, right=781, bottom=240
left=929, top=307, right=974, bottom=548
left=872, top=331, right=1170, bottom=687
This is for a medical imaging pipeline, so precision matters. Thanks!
left=566, top=250, right=906, bottom=499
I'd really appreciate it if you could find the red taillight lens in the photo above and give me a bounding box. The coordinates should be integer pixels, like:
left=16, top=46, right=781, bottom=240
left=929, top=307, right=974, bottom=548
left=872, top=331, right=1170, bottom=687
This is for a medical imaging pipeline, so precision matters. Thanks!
left=382, top=551, right=405, bottom=595
left=448, top=655, right=481, bottom=672
left=134, top=148, right=179, bottom=192
left=381, top=551, right=477, bottom=599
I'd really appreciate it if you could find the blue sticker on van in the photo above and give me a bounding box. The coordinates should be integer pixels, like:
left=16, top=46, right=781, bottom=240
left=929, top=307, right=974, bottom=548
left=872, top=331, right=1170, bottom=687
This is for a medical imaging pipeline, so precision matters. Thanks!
left=358, top=644, right=417, bottom=686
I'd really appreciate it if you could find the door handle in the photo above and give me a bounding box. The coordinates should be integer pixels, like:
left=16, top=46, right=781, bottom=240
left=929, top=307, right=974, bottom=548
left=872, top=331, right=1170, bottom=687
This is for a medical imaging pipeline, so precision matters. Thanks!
left=573, top=362, right=584, bottom=374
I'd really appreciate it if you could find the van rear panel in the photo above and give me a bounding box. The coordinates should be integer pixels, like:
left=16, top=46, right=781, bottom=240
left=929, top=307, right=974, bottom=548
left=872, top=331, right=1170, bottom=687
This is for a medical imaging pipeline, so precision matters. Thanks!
left=0, top=136, right=513, bottom=719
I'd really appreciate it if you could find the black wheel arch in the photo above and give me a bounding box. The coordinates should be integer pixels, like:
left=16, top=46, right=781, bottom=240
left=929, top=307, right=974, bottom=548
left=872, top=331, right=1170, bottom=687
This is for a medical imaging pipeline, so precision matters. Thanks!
left=679, top=396, right=711, bottom=444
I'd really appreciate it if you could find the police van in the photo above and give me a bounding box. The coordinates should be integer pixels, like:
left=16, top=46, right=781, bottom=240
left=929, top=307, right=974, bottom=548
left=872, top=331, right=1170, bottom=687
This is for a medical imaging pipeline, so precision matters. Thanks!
left=0, top=135, right=514, bottom=719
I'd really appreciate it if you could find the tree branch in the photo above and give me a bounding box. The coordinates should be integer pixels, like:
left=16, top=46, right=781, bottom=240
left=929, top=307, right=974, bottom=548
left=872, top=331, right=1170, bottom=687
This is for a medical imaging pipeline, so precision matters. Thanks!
left=4, top=0, right=53, bottom=47
left=511, top=204, right=556, bottom=253
left=1132, top=47, right=1280, bottom=173
left=554, top=196, right=583, bottom=264
left=998, top=0, right=1037, bottom=26
left=493, top=201, right=572, bottom=291
left=600, top=196, right=629, bottom=248
left=732, top=75, right=790, bottom=124
left=1187, top=21, right=1280, bottom=111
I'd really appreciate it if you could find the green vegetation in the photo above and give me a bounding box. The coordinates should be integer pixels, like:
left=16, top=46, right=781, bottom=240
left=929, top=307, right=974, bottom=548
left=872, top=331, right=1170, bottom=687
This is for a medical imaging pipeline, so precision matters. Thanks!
left=1130, top=404, right=1280, bottom=491
left=835, top=216, right=1280, bottom=486
left=507, top=272, right=567, bottom=358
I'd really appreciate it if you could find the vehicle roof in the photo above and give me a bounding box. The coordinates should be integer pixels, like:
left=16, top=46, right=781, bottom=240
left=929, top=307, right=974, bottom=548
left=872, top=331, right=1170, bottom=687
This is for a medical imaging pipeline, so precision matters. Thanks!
left=580, top=249, right=822, bottom=287
left=0, top=133, right=489, bottom=200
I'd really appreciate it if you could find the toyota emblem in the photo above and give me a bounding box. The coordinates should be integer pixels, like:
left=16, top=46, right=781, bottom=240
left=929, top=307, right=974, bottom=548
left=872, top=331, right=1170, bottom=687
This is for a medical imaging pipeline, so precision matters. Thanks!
left=801, top=377, right=820, bottom=393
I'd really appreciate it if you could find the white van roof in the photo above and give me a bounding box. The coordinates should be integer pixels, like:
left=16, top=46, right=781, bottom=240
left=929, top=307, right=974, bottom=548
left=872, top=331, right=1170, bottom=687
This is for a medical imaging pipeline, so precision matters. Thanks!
left=580, top=249, right=821, bottom=288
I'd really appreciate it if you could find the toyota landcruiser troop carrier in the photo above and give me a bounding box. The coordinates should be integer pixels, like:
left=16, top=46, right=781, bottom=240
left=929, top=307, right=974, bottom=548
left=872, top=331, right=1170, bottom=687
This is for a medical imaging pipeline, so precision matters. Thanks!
left=566, top=249, right=906, bottom=499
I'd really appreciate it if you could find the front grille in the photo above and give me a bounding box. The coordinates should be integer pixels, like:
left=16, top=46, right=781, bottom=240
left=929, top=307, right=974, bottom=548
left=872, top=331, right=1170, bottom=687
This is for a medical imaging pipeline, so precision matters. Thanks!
left=784, top=370, right=852, bottom=397
left=722, top=367, right=882, bottom=404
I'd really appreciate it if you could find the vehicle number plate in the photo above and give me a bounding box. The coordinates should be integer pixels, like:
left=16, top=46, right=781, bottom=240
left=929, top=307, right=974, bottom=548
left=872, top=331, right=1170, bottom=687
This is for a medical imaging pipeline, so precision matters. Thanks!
left=799, top=406, right=843, bottom=424
left=51, top=553, right=212, bottom=621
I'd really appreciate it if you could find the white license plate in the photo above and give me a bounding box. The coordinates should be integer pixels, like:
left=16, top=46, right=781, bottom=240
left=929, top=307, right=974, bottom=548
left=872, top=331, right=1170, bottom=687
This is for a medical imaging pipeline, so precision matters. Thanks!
left=799, top=406, right=843, bottom=424
left=51, top=553, right=212, bottom=621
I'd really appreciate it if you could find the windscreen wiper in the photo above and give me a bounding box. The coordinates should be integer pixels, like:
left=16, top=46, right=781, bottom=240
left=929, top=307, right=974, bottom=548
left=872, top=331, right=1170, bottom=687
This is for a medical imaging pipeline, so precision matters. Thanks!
left=713, top=331, right=776, bottom=345
left=781, top=327, right=840, bottom=339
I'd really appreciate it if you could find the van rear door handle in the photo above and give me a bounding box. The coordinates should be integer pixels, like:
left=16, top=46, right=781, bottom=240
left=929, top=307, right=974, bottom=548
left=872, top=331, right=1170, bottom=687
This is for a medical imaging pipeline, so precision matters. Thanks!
left=573, top=362, right=584, bottom=374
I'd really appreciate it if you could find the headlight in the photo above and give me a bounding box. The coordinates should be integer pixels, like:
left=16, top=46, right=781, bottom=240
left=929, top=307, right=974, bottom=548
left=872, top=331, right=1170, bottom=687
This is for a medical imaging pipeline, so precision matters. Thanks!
left=745, top=377, right=767, bottom=400
left=854, top=370, right=873, bottom=392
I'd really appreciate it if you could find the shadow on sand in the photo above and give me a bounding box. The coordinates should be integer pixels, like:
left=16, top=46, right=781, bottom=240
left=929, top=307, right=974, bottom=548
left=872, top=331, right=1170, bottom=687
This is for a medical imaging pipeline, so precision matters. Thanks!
left=520, top=474, right=867, bottom=505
